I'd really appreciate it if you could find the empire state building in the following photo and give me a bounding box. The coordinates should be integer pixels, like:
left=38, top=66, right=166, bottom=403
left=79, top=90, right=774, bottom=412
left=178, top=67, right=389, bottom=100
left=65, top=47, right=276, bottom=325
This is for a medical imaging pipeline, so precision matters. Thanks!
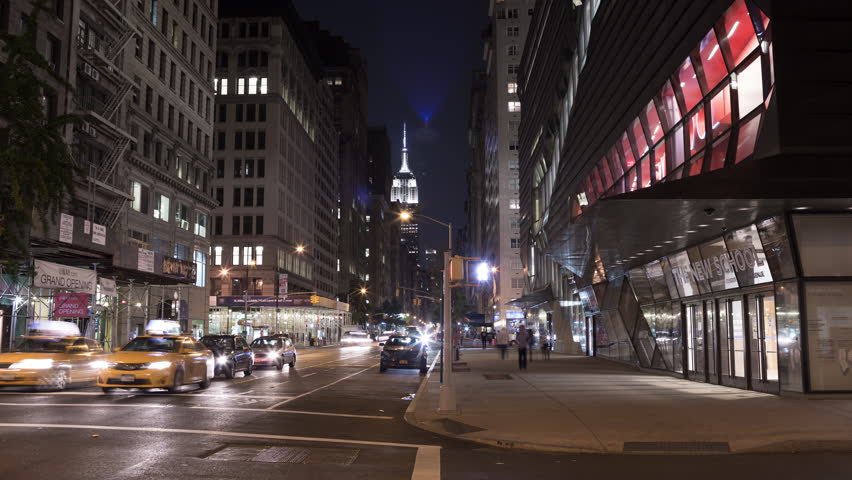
left=391, top=123, right=419, bottom=262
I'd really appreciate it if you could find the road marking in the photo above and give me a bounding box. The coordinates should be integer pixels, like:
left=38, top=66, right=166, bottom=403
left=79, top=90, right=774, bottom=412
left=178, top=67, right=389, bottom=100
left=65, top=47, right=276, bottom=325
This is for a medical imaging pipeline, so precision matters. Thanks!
left=238, top=390, right=254, bottom=395
left=301, top=373, right=317, bottom=378
left=412, top=446, right=441, bottom=480
left=266, top=364, right=377, bottom=410
left=0, top=422, right=436, bottom=449
left=0, top=403, right=393, bottom=420
left=0, top=391, right=294, bottom=400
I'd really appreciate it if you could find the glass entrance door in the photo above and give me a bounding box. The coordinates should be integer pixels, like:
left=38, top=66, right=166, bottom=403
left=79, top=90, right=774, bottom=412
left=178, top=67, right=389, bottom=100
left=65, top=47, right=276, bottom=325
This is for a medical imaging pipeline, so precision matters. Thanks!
left=720, top=298, right=747, bottom=389
left=705, top=300, right=719, bottom=384
left=685, top=303, right=705, bottom=380
left=748, top=293, right=780, bottom=393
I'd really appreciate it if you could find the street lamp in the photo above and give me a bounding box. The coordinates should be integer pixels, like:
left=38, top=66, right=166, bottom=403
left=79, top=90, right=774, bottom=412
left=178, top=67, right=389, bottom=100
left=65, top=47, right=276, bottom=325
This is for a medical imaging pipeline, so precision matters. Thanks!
left=400, top=209, right=456, bottom=413
left=295, top=244, right=306, bottom=254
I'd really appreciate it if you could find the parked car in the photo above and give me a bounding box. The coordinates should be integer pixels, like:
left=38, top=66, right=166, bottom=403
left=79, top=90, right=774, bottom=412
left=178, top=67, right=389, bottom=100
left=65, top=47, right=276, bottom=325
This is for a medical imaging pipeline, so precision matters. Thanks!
left=250, top=336, right=297, bottom=370
left=379, top=335, right=428, bottom=374
left=95, top=334, right=213, bottom=393
left=200, top=334, right=254, bottom=379
left=0, top=335, right=107, bottom=390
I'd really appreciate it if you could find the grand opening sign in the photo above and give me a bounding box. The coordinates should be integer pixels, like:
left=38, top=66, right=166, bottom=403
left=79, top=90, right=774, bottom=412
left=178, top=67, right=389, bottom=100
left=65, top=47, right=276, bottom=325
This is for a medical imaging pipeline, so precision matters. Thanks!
left=33, top=260, right=97, bottom=295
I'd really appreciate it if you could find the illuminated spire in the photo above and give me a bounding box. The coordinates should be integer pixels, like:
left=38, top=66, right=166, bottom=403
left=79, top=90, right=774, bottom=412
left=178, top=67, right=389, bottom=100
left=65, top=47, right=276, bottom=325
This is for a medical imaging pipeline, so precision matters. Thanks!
left=400, top=123, right=411, bottom=173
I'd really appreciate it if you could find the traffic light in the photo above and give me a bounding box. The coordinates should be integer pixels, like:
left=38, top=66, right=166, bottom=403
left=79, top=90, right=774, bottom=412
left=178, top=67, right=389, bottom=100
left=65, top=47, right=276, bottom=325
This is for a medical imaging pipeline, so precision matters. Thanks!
left=310, top=295, right=320, bottom=304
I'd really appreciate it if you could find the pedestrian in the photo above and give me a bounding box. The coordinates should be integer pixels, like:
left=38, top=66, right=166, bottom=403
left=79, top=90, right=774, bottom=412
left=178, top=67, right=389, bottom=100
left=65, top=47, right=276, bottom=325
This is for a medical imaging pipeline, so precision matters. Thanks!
left=541, top=332, right=551, bottom=360
left=516, top=326, right=528, bottom=370
left=480, top=330, right=488, bottom=350
left=528, top=329, right=536, bottom=362
left=496, top=328, right=509, bottom=359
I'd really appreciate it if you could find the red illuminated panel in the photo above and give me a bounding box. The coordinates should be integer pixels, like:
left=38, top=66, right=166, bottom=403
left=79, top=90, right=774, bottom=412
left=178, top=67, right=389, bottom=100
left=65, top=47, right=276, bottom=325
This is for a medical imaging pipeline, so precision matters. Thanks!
left=621, top=132, right=636, bottom=169
left=699, top=29, right=728, bottom=90
left=657, top=80, right=681, bottom=129
left=599, top=161, right=613, bottom=190
left=735, top=113, right=762, bottom=164
left=720, top=0, right=759, bottom=67
left=710, top=85, right=732, bottom=137
left=670, top=125, right=686, bottom=169
left=640, top=157, right=651, bottom=189
left=688, top=155, right=704, bottom=177
left=678, top=57, right=703, bottom=112
left=688, top=105, right=706, bottom=155
left=608, top=147, right=624, bottom=179
left=654, top=141, right=666, bottom=181
left=645, top=100, right=663, bottom=145
left=631, top=118, right=649, bottom=157
left=708, top=133, right=730, bottom=172
left=627, top=167, right=638, bottom=192
left=591, top=167, right=605, bottom=195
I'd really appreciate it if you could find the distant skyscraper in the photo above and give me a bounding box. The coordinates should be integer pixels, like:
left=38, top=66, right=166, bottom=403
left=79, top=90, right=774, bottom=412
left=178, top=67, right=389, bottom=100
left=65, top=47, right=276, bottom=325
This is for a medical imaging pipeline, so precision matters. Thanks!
left=391, top=124, right=420, bottom=264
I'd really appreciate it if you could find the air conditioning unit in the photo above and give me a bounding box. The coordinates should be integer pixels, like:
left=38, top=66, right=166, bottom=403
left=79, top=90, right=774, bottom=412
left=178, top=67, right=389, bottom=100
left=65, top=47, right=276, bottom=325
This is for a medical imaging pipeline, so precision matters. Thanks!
left=83, top=63, right=92, bottom=75
left=91, top=69, right=100, bottom=81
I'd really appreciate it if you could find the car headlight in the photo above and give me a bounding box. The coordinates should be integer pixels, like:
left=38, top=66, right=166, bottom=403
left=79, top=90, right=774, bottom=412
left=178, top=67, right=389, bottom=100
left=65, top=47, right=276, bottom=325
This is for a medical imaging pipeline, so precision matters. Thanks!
left=10, top=358, right=54, bottom=370
left=90, top=360, right=113, bottom=370
left=147, top=361, right=172, bottom=370
left=216, top=356, right=229, bottom=365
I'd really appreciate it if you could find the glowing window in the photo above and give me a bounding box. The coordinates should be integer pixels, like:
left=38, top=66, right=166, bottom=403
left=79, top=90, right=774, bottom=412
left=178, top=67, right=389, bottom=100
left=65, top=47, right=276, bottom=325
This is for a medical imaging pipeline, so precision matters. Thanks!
left=620, top=132, right=636, bottom=169
left=507, top=82, right=517, bottom=94
left=259, top=77, right=268, bottom=94
left=736, top=58, right=763, bottom=117
left=508, top=101, right=521, bottom=112
left=631, top=118, right=649, bottom=157
left=708, top=133, right=730, bottom=172
left=688, top=106, right=706, bottom=155
left=653, top=141, right=666, bottom=181
left=640, top=156, right=651, bottom=189
left=598, top=161, right=613, bottom=190
left=591, top=168, right=604, bottom=194
left=699, top=29, right=727, bottom=90
left=678, top=57, right=702, bottom=112
left=720, top=0, right=758, bottom=67
left=248, top=77, right=258, bottom=95
left=237, top=78, right=245, bottom=95
left=688, top=155, right=704, bottom=177
left=710, top=84, right=732, bottom=137
left=644, top=100, right=663, bottom=145
left=627, top=167, right=638, bottom=192
left=657, top=80, right=680, bottom=129
left=670, top=125, right=686, bottom=169
left=735, top=113, right=762, bottom=164
left=607, top=147, right=624, bottom=179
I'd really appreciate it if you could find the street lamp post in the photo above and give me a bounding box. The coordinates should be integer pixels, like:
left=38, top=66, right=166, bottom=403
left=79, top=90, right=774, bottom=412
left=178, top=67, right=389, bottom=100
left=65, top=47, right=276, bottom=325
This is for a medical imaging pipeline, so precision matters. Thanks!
left=243, top=259, right=256, bottom=335
left=401, top=210, right=456, bottom=413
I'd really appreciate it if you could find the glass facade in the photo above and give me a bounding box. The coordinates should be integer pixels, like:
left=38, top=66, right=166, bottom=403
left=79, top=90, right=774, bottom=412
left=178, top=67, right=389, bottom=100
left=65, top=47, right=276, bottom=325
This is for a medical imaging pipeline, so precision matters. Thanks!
left=573, top=0, right=771, bottom=217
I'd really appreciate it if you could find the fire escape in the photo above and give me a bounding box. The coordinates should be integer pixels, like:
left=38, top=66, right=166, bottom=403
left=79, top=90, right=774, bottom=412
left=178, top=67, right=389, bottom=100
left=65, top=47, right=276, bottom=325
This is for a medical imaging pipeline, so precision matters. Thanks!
left=74, top=0, right=137, bottom=229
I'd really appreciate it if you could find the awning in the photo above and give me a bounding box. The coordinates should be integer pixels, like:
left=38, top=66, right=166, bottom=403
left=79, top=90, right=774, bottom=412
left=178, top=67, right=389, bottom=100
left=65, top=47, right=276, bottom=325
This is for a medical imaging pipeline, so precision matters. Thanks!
left=506, top=286, right=555, bottom=309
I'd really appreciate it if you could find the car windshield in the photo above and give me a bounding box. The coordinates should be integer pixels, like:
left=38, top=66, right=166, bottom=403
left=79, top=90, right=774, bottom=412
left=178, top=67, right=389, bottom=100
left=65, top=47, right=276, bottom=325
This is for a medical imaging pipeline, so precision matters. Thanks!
left=122, top=337, right=180, bottom=353
left=386, top=336, right=419, bottom=347
left=251, top=338, right=280, bottom=348
left=201, top=336, right=235, bottom=352
left=14, top=338, right=73, bottom=353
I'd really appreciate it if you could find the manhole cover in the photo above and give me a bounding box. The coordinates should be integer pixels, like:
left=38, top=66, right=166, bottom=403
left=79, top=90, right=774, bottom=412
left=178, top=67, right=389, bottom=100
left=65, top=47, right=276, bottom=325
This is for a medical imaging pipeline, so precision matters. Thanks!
left=206, top=445, right=360, bottom=465
left=623, top=441, right=730, bottom=453
left=483, top=374, right=513, bottom=380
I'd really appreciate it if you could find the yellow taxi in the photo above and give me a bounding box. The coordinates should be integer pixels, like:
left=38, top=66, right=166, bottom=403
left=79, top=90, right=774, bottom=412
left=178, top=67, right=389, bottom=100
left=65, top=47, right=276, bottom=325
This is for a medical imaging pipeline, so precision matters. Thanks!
left=95, top=334, right=214, bottom=393
left=0, top=335, right=107, bottom=390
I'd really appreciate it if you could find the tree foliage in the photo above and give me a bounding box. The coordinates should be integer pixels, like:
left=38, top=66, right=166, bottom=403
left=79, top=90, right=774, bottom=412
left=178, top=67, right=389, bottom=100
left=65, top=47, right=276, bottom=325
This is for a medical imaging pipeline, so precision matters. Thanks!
left=0, top=1, right=78, bottom=267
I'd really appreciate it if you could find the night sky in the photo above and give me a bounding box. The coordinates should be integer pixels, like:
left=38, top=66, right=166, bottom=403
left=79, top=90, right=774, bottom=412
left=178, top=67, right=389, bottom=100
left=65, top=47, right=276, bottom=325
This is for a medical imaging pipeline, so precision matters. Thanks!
left=293, top=0, right=489, bottom=251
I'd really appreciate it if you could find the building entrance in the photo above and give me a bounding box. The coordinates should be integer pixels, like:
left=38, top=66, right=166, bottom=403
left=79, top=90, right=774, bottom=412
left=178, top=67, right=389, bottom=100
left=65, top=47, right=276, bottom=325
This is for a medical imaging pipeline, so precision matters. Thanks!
left=748, top=293, right=779, bottom=393
left=685, top=303, right=704, bottom=380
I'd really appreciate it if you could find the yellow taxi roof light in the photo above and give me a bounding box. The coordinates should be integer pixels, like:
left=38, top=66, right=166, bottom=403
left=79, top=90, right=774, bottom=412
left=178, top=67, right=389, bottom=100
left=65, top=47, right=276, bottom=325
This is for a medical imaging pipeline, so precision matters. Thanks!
left=145, top=319, right=182, bottom=335
left=27, top=320, right=81, bottom=337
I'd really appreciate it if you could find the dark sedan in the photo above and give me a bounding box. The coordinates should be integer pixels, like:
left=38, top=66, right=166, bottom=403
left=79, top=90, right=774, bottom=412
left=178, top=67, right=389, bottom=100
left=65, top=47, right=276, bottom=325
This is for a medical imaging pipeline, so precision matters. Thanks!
left=199, top=334, right=253, bottom=379
left=379, top=335, right=428, bottom=374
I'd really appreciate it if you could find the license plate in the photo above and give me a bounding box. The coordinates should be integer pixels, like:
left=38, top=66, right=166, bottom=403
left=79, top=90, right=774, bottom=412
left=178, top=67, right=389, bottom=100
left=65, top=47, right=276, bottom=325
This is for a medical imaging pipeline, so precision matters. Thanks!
left=120, top=374, right=135, bottom=383
left=399, top=360, right=408, bottom=365
left=0, top=372, right=14, bottom=381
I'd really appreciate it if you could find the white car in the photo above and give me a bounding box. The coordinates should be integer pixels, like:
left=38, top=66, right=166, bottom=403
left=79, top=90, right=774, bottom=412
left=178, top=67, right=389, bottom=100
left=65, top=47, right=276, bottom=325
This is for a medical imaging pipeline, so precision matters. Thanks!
left=341, top=331, right=372, bottom=344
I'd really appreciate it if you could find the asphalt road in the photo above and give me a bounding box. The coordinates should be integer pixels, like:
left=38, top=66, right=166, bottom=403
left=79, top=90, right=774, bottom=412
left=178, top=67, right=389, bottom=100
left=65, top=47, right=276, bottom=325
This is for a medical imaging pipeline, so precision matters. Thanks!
left=0, top=344, right=851, bottom=479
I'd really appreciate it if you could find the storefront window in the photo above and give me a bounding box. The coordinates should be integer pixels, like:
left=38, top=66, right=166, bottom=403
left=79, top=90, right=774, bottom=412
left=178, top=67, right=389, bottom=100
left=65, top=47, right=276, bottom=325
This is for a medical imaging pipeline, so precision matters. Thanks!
left=598, top=162, right=613, bottom=190
left=645, top=100, right=663, bottom=145
left=688, top=105, right=706, bottom=155
left=699, top=29, right=728, bottom=90
left=720, top=0, right=759, bottom=67
left=710, top=85, right=732, bottom=137
left=653, top=141, right=666, bottom=181
left=678, top=57, right=703, bottom=112
left=687, top=153, right=704, bottom=177
left=657, top=80, right=681, bottom=129
left=645, top=260, right=670, bottom=303
left=668, top=251, right=699, bottom=298
left=736, top=58, right=763, bottom=117
left=724, top=224, right=773, bottom=286
left=756, top=216, right=797, bottom=280
left=631, top=118, right=649, bottom=157
left=626, top=167, right=638, bottom=192
left=805, top=282, right=852, bottom=392
left=608, top=147, right=624, bottom=179
left=775, top=280, right=803, bottom=392
left=639, top=156, right=651, bottom=189
left=687, top=246, right=712, bottom=294
left=628, top=267, right=654, bottom=305
left=734, top=112, right=762, bottom=164
left=669, top=125, right=685, bottom=170
left=708, top=133, right=730, bottom=172
left=659, top=257, right=680, bottom=300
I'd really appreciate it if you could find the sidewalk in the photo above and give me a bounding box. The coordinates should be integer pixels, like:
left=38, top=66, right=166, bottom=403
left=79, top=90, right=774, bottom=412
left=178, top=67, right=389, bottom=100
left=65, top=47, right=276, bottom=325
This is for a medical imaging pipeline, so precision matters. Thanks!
left=405, top=349, right=852, bottom=454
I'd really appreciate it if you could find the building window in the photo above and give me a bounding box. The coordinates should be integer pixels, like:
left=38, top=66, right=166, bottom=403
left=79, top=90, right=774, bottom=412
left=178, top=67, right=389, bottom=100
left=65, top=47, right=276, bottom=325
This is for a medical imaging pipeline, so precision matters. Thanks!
left=237, top=77, right=245, bottom=95
left=175, top=202, right=190, bottom=230
left=248, top=76, right=257, bottom=95
left=153, top=193, right=170, bottom=221
left=255, top=216, right=263, bottom=234
left=508, top=64, right=519, bottom=75
left=510, top=238, right=520, bottom=248
left=131, top=181, right=149, bottom=213
left=509, top=198, right=520, bottom=210
left=508, top=101, right=521, bottom=112
left=507, top=82, right=517, bottom=94
left=507, top=26, right=519, bottom=37
left=232, top=246, right=240, bottom=265
left=365, top=248, right=369, bottom=258
left=255, top=246, right=263, bottom=265
left=232, top=187, right=241, bottom=207
left=194, top=250, right=207, bottom=288
left=214, top=246, right=223, bottom=266
left=214, top=215, right=223, bottom=236
left=511, top=278, right=524, bottom=289
left=257, top=159, right=265, bottom=178
left=194, top=212, right=207, bottom=237
left=507, top=45, right=518, bottom=56
left=149, top=0, right=157, bottom=25
left=232, top=216, right=240, bottom=235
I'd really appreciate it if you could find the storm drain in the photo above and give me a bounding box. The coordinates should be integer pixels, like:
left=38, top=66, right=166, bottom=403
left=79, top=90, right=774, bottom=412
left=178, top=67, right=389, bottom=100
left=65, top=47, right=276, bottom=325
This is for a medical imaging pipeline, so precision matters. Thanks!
left=622, top=441, right=730, bottom=453
left=483, top=374, right=513, bottom=380
left=206, top=445, right=360, bottom=466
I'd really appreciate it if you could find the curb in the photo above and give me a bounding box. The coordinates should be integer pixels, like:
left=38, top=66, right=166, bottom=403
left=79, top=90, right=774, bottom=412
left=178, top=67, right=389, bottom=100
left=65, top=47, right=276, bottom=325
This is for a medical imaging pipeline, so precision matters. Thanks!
left=403, top=354, right=439, bottom=425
